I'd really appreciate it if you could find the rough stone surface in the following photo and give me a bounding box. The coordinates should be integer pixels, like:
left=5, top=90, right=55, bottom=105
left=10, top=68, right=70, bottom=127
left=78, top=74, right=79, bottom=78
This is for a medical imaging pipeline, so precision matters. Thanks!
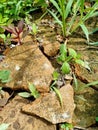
left=0, top=43, right=54, bottom=92
left=0, top=96, right=56, bottom=130
left=22, top=84, right=75, bottom=124
left=42, top=40, right=60, bottom=57
left=73, top=80, right=98, bottom=127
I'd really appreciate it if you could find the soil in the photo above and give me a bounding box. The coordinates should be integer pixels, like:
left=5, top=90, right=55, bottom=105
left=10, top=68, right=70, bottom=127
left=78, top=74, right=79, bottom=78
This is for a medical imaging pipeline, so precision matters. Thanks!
left=0, top=16, right=98, bottom=130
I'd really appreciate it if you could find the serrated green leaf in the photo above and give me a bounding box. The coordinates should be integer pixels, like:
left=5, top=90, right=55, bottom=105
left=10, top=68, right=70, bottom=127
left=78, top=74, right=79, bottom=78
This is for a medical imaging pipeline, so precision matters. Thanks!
left=61, top=62, right=71, bottom=74
left=68, top=48, right=77, bottom=58
left=18, top=92, right=31, bottom=98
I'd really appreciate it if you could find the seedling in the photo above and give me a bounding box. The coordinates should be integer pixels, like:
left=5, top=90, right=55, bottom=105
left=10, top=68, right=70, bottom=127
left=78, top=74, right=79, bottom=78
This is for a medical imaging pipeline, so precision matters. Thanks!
left=61, top=123, right=73, bottom=130
left=2, top=20, right=24, bottom=45
left=57, top=44, right=90, bottom=75
left=18, top=82, right=40, bottom=99
left=50, top=71, right=63, bottom=106
left=48, top=0, right=98, bottom=42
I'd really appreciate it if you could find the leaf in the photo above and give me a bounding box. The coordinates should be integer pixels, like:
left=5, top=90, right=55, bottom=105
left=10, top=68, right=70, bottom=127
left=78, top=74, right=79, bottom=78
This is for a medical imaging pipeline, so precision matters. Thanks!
left=53, top=71, right=59, bottom=80
left=18, top=92, right=31, bottom=98
left=75, top=59, right=91, bottom=71
left=83, top=2, right=98, bottom=21
left=0, top=70, right=11, bottom=83
left=75, top=59, right=85, bottom=66
left=83, top=61, right=91, bottom=71
left=0, top=34, right=6, bottom=40
left=96, top=117, right=98, bottom=122
left=60, top=44, right=67, bottom=56
left=48, top=9, right=62, bottom=26
left=28, top=82, right=40, bottom=98
left=0, top=123, right=10, bottom=130
left=61, top=62, right=71, bottom=74
left=57, top=54, right=66, bottom=62
left=83, top=81, right=98, bottom=88
left=52, top=86, right=62, bottom=106
left=65, top=0, right=74, bottom=19
left=88, top=42, right=98, bottom=46
left=80, top=23, right=89, bottom=43
left=50, top=0, right=62, bottom=15
left=68, top=48, right=77, bottom=58
left=73, top=73, right=78, bottom=90
left=32, top=23, right=37, bottom=35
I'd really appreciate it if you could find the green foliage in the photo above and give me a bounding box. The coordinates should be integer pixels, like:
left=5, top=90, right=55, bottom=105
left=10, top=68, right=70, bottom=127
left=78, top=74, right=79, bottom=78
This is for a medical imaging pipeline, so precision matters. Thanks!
left=0, top=0, right=48, bottom=24
left=0, top=70, right=11, bottom=83
left=57, top=44, right=90, bottom=74
left=61, top=123, right=73, bottom=130
left=18, top=82, right=40, bottom=99
left=96, top=117, right=98, bottom=122
left=48, top=0, right=98, bottom=42
left=0, top=33, right=11, bottom=44
left=25, top=17, right=38, bottom=36
left=0, top=123, right=10, bottom=130
left=83, top=81, right=98, bottom=88
left=52, top=71, right=60, bottom=80
left=61, top=61, right=71, bottom=74
left=51, top=82, right=63, bottom=106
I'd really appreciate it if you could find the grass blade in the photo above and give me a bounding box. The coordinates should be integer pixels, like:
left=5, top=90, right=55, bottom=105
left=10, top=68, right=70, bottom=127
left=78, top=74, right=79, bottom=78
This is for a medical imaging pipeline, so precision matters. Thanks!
left=83, top=2, right=98, bottom=21
left=83, top=81, right=98, bottom=88
left=52, top=86, right=63, bottom=106
left=80, top=23, right=89, bottom=43
left=50, top=0, right=62, bottom=15
left=65, top=0, right=74, bottom=19
left=88, top=42, right=98, bottom=46
left=48, top=9, right=62, bottom=26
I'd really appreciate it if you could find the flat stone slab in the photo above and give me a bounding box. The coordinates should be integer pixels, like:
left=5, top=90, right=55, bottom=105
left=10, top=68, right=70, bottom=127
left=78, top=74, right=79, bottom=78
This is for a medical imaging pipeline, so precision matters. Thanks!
left=22, top=84, right=75, bottom=124
left=0, top=43, right=54, bottom=92
left=0, top=96, right=56, bottom=130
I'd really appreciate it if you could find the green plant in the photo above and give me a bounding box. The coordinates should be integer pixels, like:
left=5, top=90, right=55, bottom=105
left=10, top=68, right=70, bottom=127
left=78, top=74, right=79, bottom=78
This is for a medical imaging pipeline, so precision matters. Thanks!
left=48, top=0, right=98, bottom=42
left=0, top=70, right=11, bottom=83
left=0, top=33, right=11, bottom=45
left=50, top=77, right=63, bottom=106
left=25, top=17, right=38, bottom=36
left=57, top=44, right=90, bottom=75
left=96, top=116, right=98, bottom=122
left=2, top=20, right=25, bottom=45
left=61, top=123, right=73, bottom=130
left=18, top=82, right=40, bottom=99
